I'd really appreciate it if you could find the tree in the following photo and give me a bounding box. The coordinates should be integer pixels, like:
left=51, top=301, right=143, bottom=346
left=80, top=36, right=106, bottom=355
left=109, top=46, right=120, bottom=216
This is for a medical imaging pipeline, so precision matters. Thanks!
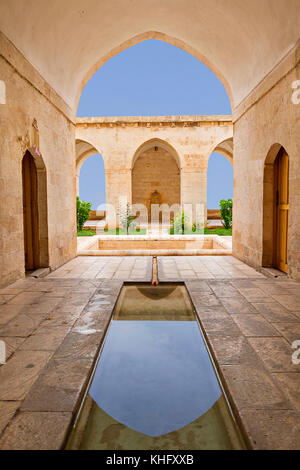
left=219, top=198, right=233, bottom=230
left=76, top=196, right=91, bottom=231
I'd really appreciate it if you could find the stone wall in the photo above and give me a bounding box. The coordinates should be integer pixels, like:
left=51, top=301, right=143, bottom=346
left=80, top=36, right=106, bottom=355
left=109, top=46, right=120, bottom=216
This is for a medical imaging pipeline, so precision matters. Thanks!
left=233, top=41, right=300, bottom=279
left=0, top=32, right=77, bottom=288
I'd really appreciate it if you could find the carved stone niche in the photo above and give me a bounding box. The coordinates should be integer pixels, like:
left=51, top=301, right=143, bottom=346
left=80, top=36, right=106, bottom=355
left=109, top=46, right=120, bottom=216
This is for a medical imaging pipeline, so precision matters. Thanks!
left=150, top=189, right=162, bottom=205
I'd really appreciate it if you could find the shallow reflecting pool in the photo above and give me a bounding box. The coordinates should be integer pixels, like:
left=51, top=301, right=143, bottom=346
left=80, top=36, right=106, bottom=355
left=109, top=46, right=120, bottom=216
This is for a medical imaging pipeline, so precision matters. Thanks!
left=67, top=284, right=245, bottom=450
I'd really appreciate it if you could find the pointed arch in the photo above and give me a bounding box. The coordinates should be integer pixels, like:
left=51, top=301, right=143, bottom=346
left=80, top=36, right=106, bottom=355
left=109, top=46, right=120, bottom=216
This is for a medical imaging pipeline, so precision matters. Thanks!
left=75, top=139, right=105, bottom=198
left=212, top=137, right=233, bottom=165
left=75, top=31, right=233, bottom=115
left=263, top=144, right=290, bottom=272
left=131, top=139, right=181, bottom=222
left=131, top=138, right=181, bottom=170
left=22, top=148, right=49, bottom=270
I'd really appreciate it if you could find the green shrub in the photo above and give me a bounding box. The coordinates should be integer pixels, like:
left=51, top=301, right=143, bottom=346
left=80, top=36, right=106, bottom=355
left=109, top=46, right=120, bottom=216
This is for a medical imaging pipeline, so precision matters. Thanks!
left=219, top=199, right=233, bottom=230
left=76, top=196, right=91, bottom=231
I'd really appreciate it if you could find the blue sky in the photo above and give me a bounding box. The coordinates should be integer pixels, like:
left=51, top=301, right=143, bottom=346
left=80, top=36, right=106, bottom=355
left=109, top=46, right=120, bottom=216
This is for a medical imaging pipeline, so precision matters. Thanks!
left=78, top=39, right=233, bottom=209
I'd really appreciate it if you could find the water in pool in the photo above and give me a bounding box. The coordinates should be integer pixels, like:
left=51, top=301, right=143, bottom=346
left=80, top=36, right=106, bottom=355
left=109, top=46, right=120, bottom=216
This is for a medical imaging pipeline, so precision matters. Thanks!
left=67, top=284, right=246, bottom=450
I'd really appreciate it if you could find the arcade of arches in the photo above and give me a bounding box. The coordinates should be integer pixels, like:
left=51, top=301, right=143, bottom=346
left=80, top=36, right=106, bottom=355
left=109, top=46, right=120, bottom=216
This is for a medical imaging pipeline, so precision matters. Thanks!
left=77, top=131, right=234, bottom=227
left=75, top=116, right=233, bottom=228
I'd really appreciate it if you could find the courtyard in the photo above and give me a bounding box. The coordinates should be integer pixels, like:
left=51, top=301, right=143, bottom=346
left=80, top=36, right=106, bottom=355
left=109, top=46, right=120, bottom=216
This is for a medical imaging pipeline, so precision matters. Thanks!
left=0, top=256, right=300, bottom=449
left=0, top=0, right=300, bottom=453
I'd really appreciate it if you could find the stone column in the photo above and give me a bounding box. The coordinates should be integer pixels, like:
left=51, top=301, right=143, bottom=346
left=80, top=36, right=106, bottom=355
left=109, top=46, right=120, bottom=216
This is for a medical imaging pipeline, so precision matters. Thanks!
left=105, top=168, right=131, bottom=228
left=181, top=155, right=207, bottom=227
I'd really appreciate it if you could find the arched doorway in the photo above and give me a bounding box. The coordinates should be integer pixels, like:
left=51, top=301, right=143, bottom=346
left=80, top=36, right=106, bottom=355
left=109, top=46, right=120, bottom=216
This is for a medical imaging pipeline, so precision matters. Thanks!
left=273, top=148, right=289, bottom=272
left=132, top=142, right=180, bottom=224
left=22, top=151, right=39, bottom=270
left=263, top=145, right=289, bottom=273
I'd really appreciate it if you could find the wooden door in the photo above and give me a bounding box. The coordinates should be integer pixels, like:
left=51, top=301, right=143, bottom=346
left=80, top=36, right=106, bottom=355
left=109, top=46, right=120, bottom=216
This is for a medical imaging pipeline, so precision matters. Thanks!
left=22, top=151, right=39, bottom=270
left=274, top=149, right=289, bottom=272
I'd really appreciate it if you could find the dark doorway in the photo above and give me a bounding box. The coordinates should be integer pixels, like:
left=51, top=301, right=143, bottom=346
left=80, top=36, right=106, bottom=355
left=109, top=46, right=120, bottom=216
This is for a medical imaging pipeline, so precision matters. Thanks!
left=22, top=151, right=40, bottom=270
left=273, top=148, right=289, bottom=273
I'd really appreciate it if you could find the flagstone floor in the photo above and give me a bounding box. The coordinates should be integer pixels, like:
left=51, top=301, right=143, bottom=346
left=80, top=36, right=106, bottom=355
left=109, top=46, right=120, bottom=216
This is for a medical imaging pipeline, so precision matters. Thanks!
left=0, top=255, right=299, bottom=449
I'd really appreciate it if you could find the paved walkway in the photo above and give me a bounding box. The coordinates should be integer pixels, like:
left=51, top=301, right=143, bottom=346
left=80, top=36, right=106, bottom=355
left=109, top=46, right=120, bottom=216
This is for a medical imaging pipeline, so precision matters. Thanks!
left=48, top=256, right=152, bottom=281
left=158, top=254, right=253, bottom=280
left=0, top=255, right=299, bottom=449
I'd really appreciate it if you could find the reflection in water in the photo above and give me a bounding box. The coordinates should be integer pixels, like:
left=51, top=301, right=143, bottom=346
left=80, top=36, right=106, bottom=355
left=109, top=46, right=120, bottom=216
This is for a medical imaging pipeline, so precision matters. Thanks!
left=67, top=285, right=245, bottom=450
left=114, top=284, right=194, bottom=321
left=90, top=320, right=221, bottom=437
left=137, top=284, right=177, bottom=300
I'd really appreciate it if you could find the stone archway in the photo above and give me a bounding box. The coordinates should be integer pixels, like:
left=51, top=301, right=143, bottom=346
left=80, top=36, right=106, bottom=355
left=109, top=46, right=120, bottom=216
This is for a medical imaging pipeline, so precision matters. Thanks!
left=213, top=137, right=233, bottom=165
left=263, top=144, right=290, bottom=273
left=132, top=142, right=180, bottom=223
left=75, top=139, right=104, bottom=196
left=22, top=148, right=49, bottom=271
left=206, top=137, right=233, bottom=227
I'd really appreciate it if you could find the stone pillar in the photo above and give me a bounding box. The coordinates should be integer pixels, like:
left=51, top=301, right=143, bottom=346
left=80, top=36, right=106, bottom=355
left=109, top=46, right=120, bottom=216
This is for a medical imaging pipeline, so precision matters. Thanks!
left=105, top=168, right=131, bottom=228
left=181, top=156, right=207, bottom=227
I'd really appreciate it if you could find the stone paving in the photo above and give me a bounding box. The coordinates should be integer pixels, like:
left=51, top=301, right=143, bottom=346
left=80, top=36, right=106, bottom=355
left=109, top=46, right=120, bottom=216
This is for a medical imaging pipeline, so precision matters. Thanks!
left=158, top=254, right=259, bottom=280
left=184, top=277, right=300, bottom=450
left=0, top=255, right=299, bottom=449
left=48, top=255, right=153, bottom=281
left=0, top=276, right=124, bottom=449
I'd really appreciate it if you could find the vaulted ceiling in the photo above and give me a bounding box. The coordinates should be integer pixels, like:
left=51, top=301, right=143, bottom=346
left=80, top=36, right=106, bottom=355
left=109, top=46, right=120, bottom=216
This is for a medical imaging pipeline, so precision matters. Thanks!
left=0, top=0, right=299, bottom=112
